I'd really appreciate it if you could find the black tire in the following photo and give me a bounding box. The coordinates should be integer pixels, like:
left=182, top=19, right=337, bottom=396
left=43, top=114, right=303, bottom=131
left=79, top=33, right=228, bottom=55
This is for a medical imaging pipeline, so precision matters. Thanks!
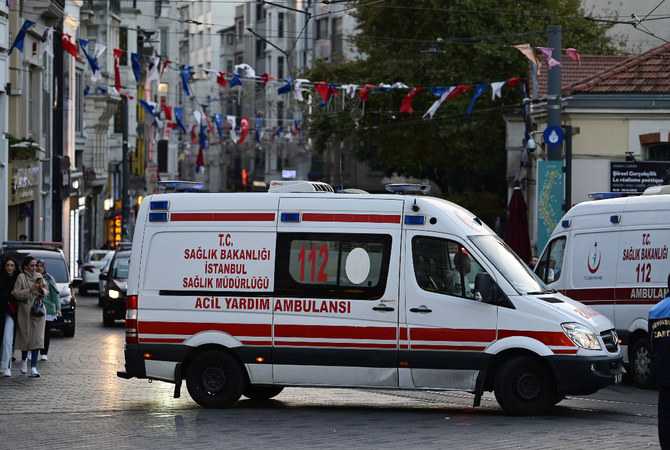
left=494, top=355, right=556, bottom=416
left=63, top=323, right=75, bottom=338
left=103, top=315, right=114, bottom=327
left=243, top=385, right=284, bottom=400
left=186, top=351, right=246, bottom=408
left=79, top=286, right=88, bottom=296
left=98, top=296, right=103, bottom=307
left=630, top=338, right=655, bottom=388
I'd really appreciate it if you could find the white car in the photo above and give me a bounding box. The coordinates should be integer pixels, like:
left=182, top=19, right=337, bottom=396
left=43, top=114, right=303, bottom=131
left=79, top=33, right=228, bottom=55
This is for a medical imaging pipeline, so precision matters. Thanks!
left=79, top=249, right=113, bottom=296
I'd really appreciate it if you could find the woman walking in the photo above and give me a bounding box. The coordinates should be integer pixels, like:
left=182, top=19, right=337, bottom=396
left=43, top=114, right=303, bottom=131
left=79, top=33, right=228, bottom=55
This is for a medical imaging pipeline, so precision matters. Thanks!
left=0, top=257, right=19, bottom=377
left=36, top=259, right=61, bottom=360
left=12, top=256, right=48, bottom=377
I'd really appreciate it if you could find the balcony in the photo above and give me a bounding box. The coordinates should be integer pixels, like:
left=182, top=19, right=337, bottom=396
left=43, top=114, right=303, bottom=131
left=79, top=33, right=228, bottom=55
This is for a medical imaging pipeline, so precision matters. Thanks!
left=24, top=0, right=64, bottom=19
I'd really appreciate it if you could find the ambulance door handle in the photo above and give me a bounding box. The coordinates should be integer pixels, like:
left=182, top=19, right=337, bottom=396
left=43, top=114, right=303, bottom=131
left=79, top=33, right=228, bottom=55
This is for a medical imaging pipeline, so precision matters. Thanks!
left=373, top=305, right=395, bottom=312
left=410, top=307, right=432, bottom=313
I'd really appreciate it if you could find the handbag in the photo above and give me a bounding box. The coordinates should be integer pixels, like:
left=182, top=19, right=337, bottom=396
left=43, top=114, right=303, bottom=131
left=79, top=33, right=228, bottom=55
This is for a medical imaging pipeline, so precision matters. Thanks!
left=31, top=299, right=45, bottom=317
left=7, top=300, right=18, bottom=315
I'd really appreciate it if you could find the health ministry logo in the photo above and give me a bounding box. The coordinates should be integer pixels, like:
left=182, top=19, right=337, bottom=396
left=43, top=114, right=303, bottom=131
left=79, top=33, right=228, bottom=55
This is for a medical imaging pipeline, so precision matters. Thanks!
left=587, top=242, right=601, bottom=274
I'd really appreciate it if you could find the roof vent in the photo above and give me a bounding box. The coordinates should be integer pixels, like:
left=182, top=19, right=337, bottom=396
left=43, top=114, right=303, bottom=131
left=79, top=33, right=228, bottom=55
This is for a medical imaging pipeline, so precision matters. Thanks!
left=268, top=180, right=334, bottom=193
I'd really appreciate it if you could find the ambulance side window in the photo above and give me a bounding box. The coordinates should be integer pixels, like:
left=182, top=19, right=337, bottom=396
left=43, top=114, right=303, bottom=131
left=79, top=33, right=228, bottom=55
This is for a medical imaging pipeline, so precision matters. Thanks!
left=412, top=236, right=486, bottom=299
left=275, top=233, right=392, bottom=300
left=536, top=237, right=566, bottom=284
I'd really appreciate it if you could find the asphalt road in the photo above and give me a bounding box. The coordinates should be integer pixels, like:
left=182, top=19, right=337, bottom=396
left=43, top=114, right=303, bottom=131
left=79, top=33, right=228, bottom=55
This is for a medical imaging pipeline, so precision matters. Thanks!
left=0, top=293, right=661, bottom=449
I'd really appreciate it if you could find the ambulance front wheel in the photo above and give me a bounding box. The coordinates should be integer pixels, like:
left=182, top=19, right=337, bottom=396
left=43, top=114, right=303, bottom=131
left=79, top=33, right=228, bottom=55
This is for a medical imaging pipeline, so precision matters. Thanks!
left=494, top=355, right=556, bottom=416
left=186, top=351, right=246, bottom=408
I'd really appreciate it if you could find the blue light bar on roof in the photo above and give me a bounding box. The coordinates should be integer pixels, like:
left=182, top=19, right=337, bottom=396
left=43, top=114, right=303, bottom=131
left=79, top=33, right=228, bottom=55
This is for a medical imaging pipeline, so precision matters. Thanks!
left=150, top=200, right=169, bottom=210
left=405, top=215, right=425, bottom=225
left=157, top=181, right=204, bottom=192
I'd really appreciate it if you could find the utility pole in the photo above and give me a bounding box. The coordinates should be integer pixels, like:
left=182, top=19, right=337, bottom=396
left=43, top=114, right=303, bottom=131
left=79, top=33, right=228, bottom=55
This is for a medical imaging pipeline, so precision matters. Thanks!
left=121, top=97, right=130, bottom=241
left=546, top=25, right=562, bottom=161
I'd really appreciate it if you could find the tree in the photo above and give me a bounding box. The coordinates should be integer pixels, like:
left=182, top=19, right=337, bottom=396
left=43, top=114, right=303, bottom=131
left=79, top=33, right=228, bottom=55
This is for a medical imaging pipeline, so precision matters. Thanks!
left=305, top=0, right=617, bottom=226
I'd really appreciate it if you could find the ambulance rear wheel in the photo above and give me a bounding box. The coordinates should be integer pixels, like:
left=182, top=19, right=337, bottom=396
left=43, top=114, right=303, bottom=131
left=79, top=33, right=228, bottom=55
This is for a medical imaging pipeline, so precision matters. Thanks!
left=494, top=355, right=556, bottom=416
left=243, top=385, right=284, bottom=400
left=186, top=351, right=245, bottom=408
left=630, top=338, right=654, bottom=388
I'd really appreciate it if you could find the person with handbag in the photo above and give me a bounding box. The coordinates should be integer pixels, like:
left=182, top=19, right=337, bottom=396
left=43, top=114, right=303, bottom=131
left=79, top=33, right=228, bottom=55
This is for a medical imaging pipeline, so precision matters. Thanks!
left=35, top=259, right=61, bottom=361
left=11, top=256, right=48, bottom=377
left=0, top=257, right=19, bottom=377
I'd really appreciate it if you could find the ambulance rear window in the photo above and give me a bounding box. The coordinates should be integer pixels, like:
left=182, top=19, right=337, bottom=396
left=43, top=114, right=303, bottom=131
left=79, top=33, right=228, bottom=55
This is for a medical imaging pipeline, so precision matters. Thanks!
left=275, top=233, right=392, bottom=300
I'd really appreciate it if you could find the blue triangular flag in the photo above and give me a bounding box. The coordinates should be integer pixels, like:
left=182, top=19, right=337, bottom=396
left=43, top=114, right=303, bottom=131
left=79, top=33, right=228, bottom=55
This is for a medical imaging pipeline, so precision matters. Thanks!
left=131, top=53, right=142, bottom=83
left=79, top=39, right=100, bottom=75
left=214, top=114, right=224, bottom=140
left=180, top=65, right=193, bottom=96
left=255, top=118, right=264, bottom=143
left=467, top=83, right=489, bottom=117
left=138, top=99, right=156, bottom=117
left=9, top=20, right=36, bottom=56
left=229, top=73, right=244, bottom=88
left=278, top=79, right=292, bottom=95
left=174, top=107, right=187, bottom=133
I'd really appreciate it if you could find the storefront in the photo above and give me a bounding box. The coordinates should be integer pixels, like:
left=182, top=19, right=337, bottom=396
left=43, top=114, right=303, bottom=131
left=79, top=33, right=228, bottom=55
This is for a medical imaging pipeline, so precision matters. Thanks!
left=7, top=160, right=39, bottom=240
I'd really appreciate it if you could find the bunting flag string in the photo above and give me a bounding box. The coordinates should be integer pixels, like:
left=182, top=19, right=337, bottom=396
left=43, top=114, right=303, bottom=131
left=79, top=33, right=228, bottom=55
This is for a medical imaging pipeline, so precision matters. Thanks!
left=10, top=18, right=584, bottom=151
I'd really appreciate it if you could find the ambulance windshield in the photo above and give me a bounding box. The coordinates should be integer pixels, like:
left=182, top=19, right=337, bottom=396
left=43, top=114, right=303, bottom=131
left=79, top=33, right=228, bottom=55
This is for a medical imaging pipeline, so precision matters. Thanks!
left=469, top=234, right=547, bottom=295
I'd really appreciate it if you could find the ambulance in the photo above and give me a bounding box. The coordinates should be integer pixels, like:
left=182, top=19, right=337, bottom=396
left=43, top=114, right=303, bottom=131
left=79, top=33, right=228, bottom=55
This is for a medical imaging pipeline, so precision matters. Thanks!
left=117, top=180, right=622, bottom=416
left=535, top=186, right=670, bottom=388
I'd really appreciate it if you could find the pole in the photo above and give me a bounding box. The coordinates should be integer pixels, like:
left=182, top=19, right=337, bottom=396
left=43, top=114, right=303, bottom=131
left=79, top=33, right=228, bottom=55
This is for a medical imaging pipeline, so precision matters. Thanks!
left=564, top=125, right=572, bottom=212
left=121, top=97, right=130, bottom=241
left=546, top=25, right=562, bottom=161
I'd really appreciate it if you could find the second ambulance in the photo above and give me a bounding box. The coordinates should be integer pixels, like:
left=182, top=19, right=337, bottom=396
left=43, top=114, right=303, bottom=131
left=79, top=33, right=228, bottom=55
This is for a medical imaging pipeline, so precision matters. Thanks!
left=118, top=181, right=622, bottom=415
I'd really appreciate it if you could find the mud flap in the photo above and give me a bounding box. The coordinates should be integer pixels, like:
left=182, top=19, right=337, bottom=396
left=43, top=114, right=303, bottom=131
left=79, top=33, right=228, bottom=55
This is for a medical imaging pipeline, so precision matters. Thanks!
left=473, top=370, right=486, bottom=407
left=173, top=363, right=182, bottom=398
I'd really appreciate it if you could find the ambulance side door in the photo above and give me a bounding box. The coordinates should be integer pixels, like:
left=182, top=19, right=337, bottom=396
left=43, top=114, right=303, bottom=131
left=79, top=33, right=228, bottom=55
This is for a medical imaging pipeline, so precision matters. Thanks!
left=273, top=197, right=402, bottom=387
left=403, top=231, right=497, bottom=390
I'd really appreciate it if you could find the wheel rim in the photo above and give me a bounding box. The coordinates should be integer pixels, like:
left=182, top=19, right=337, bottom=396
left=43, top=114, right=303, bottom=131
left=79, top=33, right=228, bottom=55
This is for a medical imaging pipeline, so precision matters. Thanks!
left=201, top=365, right=229, bottom=394
left=634, top=346, right=651, bottom=380
left=514, top=370, right=541, bottom=401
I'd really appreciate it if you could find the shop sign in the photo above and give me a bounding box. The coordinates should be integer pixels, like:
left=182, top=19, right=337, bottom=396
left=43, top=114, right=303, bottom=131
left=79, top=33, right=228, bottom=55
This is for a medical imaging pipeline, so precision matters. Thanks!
left=9, top=161, right=39, bottom=205
left=610, top=161, right=670, bottom=193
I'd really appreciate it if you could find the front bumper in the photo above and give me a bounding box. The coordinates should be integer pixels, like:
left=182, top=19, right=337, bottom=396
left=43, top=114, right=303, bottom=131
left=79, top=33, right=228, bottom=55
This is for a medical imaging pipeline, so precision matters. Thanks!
left=51, top=305, right=74, bottom=329
left=548, top=354, right=623, bottom=395
left=103, top=298, right=126, bottom=320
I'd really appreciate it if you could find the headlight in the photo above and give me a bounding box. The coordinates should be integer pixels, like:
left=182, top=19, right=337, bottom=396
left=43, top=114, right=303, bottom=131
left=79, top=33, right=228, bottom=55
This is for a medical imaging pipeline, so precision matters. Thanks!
left=108, top=289, right=121, bottom=299
left=561, top=323, right=601, bottom=350
left=60, top=295, right=72, bottom=306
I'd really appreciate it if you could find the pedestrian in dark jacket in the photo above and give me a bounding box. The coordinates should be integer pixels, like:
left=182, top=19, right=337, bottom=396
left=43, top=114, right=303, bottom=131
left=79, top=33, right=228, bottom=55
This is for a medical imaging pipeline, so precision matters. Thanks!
left=0, top=257, right=19, bottom=376
left=649, top=273, right=670, bottom=449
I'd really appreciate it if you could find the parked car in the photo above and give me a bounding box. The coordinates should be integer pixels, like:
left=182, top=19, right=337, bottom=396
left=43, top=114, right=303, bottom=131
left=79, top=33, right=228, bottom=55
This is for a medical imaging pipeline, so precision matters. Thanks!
left=100, top=246, right=131, bottom=326
left=79, top=249, right=113, bottom=296
left=0, top=241, right=76, bottom=337
left=98, top=257, right=113, bottom=306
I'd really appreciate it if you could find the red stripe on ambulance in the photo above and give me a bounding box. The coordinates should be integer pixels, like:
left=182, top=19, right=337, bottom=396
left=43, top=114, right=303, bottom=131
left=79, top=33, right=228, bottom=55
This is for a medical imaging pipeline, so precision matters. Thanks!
left=170, top=212, right=275, bottom=222
left=409, top=327, right=496, bottom=343
left=498, top=329, right=576, bottom=348
left=139, top=321, right=271, bottom=338
left=301, top=213, right=401, bottom=224
left=274, top=324, right=396, bottom=340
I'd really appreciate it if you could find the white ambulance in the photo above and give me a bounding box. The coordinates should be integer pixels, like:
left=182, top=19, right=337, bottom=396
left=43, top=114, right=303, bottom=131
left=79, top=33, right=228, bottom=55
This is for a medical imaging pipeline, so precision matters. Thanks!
left=117, top=181, right=622, bottom=416
left=535, top=186, right=670, bottom=388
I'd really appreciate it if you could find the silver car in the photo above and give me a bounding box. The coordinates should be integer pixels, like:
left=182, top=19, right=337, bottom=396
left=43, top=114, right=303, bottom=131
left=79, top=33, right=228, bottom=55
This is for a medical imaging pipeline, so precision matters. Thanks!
left=79, top=249, right=113, bottom=296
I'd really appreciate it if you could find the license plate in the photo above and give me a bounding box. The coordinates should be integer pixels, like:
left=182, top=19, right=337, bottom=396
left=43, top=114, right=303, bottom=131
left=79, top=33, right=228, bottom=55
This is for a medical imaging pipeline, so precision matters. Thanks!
left=614, top=373, right=623, bottom=384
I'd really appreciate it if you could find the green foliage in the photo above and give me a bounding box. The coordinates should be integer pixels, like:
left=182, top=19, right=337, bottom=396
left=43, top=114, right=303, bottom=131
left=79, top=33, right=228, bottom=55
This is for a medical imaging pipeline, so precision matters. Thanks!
left=304, top=0, right=616, bottom=226
left=7, top=134, right=38, bottom=160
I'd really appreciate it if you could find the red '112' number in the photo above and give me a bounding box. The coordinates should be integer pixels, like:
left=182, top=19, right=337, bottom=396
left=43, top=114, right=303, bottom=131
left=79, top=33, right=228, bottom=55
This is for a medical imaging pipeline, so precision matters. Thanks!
left=636, top=263, right=651, bottom=282
left=297, top=244, right=328, bottom=282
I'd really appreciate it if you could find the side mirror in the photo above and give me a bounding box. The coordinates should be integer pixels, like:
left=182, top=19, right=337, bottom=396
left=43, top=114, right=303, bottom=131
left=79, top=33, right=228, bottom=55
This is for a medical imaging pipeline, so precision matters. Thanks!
left=99, top=272, right=107, bottom=280
left=474, top=272, right=513, bottom=308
